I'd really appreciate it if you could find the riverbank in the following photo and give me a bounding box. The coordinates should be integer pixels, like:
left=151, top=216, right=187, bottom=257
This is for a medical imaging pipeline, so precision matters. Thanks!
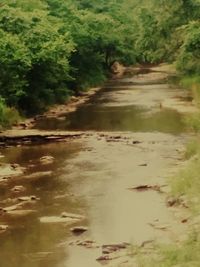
left=11, top=63, right=127, bottom=131
left=0, top=65, right=198, bottom=267
left=12, top=87, right=101, bottom=130
left=128, top=76, right=200, bottom=267
left=8, top=64, right=197, bottom=134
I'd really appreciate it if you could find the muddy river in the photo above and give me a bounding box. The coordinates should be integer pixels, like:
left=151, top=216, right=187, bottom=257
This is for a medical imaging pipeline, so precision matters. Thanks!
left=0, top=67, right=193, bottom=267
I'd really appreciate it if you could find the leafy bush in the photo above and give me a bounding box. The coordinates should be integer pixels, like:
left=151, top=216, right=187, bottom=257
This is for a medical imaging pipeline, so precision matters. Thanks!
left=177, top=21, right=200, bottom=74
left=0, top=98, right=21, bottom=128
left=0, top=4, right=75, bottom=115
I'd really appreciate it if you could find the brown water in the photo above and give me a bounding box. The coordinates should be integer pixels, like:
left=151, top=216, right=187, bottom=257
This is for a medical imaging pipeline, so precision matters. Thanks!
left=36, top=82, right=185, bottom=134
left=0, top=69, right=191, bottom=267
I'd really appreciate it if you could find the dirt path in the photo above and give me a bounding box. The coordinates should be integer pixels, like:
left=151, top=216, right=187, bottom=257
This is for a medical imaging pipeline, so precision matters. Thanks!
left=0, top=65, right=195, bottom=267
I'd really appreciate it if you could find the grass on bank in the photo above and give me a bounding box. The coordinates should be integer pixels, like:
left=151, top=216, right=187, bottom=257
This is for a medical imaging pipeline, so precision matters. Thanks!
left=171, top=75, right=200, bottom=213
left=139, top=231, right=200, bottom=267
left=170, top=148, right=200, bottom=214
left=184, top=138, right=200, bottom=159
left=0, top=97, right=21, bottom=129
left=180, top=76, right=200, bottom=106
left=139, top=148, right=200, bottom=267
left=181, top=76, right=200, bottom=132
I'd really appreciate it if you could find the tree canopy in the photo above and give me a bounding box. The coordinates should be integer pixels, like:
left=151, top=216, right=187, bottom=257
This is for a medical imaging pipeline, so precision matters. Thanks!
left=0, top=0, right=199, bottom=120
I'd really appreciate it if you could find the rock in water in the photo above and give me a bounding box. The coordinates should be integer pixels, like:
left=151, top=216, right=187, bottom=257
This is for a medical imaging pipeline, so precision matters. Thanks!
left=70, top=226, right=88, bottom=234
left=18, top=195, right=40, bottom=201
left=40, top=212, right=85, bottom=224
left=61, top=212, right=85, bottom=220
left=0, top=225, right=8, bottom=232
left=11, top=185, right=26, bottom=193
left=39, top=156, right=54, bottom=165
left=5, top=210, right=37, bottom=217
left=39, top=216, right=79, bottom=224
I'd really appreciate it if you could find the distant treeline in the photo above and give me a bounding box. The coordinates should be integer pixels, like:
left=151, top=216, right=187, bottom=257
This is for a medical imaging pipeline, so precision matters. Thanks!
left=0, top=0, right=199, bottom=123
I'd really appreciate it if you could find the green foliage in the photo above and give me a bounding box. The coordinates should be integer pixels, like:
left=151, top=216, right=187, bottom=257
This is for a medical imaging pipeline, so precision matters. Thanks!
left=0, top=4, right=74, bottom=115
left=0, top=0, right=199, bottom=121
left=142, top=231, right=200, bottom=267
left=179, top=77, right=200, bottom=132
left=135, top=8, right=163, bottom=63
left=177, top=21, right=200, bottom=74
left=0, top=97, right=21, bottom=128
left=47, top=0, right=137, bottom=89
left=180, top=76, right=200, bottom=106
left=0, top=0, right=139, bottom=118
left=0, top=28, right=30, bottom=107
left=133, top=0, right=200, bottom=64
left=185, top=139, right=200, bottom=159
left=170, top=154, right=200, bottom=208
left=7, top=0, right=48, bottom=11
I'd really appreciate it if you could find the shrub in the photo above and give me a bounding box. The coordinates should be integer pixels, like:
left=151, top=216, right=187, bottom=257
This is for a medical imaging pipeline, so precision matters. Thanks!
left=0, top=98, right=21, bottom=128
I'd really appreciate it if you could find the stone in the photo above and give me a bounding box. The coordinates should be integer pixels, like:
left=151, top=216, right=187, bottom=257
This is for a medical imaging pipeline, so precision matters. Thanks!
left=167, top=197, right=179, bottom=207
left=3, top=196, right=38, bottom=212
left=96, top=255, right=111, bottom=262
left=18, top=196, right=40, bottom=202
left=70, top=96, right=78, bottom=102
left=166, top=196, right=189, bottom=208
left=11, top=185, right=26, bottom=193
left=70, top=226, right=88, bottom=234
left=0, top=177, right=9, bottom=183
left=0, top=164, right=24, bottom=179
left=39, top=156, right=54, bottom=165
left=129, top=184, right=164, bottom=193
left=11, top=164, right=20, bottom=169
left=60, top=212, right=85, bottom=220
left=6, top=210, right=37, bottom=217
left=18, top=122, right=29, bottom=129
left=181, top=218, right=189, bottom=224
left=39, top=216, right=79, bottom=224
left=102, top=243, right=130, bottom=253
left=3, top=202, right=24, bottom=212
left=0, top=225, right=8, bottom=232
left=69, top=240, right=99, bottom=249
left=132, top=141, right=142, bottom=144
left=96, top=243, right=131, bottom=263
left=40, top=212, right=85, bottom=224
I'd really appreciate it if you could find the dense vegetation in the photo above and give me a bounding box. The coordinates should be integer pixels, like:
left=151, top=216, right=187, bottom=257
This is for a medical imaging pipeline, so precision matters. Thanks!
left=0, top=1, right=200, bottom=265
left=0, top=0, right=199, bottom=124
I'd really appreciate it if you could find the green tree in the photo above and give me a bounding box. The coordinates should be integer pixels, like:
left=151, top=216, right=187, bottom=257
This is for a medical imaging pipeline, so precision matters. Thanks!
left=0, top=4, right=74, bottom=114
left=177, top=21, right=200, bottom=74
left=0, top=28, right=31, bottom=107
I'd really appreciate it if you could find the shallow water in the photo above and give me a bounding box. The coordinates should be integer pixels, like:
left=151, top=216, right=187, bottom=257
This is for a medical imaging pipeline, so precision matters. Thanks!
left=36, top=81, right=186, bottom=134
left=0, top=69, right=190, bottom=267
